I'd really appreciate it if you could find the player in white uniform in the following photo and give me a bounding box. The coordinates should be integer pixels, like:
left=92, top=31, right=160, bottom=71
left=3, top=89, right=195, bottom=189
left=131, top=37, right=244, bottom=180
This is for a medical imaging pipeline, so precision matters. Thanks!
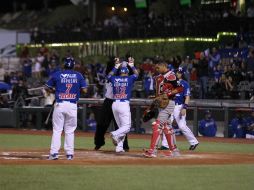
left=161, top=67, right=199, bottom=150
left=108, top=57, right=139, bottom=152
left=45, top=57, right=87, bottom=160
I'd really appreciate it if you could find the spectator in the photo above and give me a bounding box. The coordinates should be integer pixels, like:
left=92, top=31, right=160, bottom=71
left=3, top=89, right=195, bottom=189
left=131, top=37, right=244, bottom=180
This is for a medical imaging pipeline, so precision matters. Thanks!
left=143, top=71, right=155, bottom=98
left=0, top=95, right=9, bottom=108
left=22, top=58, right=32, bottom=78
left=198, top=110, right=217, bottom=137
left=245, top=49, right=254, bottom=81
left=0, top=63, right=5, bottom=81
left=11, top=80, right=29, bottom=103
left=194, top=52, right=209, bottom=99
left=228, top=110, right=248, bottom=138
left=33, top=52, right=44, bottom=80
left=208, top=47, right=221, bottom=77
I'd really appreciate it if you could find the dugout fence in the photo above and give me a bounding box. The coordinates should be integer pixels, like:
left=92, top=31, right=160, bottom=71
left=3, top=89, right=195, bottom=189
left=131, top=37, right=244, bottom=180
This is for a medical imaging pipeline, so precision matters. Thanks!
left=7, top=98, right=253, bottom=138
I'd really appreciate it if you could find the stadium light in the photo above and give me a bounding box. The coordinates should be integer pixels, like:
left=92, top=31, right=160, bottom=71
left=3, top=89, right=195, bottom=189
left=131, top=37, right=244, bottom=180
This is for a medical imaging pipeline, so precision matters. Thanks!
left=23, top=32, right=237, bottom=48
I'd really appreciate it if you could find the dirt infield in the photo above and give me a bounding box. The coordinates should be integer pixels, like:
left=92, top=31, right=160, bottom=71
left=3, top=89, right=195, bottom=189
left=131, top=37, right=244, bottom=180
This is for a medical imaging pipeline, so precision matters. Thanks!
left=1, top=128, right=254, bottom=166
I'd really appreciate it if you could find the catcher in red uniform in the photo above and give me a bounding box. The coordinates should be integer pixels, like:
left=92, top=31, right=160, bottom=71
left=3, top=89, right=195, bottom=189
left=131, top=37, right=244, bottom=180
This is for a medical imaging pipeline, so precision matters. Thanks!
left=143, top=61, right=183, bottom=158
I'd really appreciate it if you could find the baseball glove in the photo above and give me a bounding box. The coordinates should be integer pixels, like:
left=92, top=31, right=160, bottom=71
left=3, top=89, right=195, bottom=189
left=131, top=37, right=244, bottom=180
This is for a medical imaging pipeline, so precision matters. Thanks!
left=153, top=94, right=169, bottom=109
left=142, top=107, right=156, bottom=122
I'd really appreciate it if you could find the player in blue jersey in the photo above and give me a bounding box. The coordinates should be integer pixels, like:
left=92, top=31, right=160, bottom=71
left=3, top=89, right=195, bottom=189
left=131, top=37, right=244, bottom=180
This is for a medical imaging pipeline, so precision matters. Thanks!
left=246, top=109, right=254, bottom=139
left=228, top=110, right=247, bottom=138
left=161, top=67, right=199, bottom=150
left=108, top=57, right=139, bottom=153
left=198, top=110, right=217, bottom=137
left=45, top=57, right=87, bottom=160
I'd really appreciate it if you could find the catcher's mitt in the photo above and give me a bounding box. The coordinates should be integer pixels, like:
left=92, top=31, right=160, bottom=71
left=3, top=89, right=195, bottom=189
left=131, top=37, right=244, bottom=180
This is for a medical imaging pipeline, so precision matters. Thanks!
left=153, top=94, right=169, bottom=109
left=142, top=107, right=157, bottom=122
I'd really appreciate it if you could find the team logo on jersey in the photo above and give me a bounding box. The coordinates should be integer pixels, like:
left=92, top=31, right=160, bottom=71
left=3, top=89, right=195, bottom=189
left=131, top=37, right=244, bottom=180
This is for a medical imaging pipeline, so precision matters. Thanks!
left=60, top=74, right=77, bottom=79
left=114, top=78, right=128, bottom=83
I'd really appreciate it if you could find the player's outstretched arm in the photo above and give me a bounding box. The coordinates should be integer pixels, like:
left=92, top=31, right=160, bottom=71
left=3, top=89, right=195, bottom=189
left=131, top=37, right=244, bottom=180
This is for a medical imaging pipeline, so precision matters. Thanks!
left=128, top=57, right=139, bottom=76
left=108, top=57, right=121, bottom=76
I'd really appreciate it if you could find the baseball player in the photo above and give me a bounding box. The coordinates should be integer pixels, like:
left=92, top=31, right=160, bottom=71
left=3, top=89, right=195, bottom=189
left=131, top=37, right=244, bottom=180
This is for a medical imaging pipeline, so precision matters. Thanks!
left=246, top=109, right=254, bottom=139
left=160, top=67, right=199, bottom=150
left=198, top=110, right=217, bottom=137
left=228, top=110, right=247, bottom=138
left=143, top=61, right=183, bottom=158
left=45, top=57, right=87, bottom=160
left=108, top=57, right=139, bottom=153
left=94, top=59, right=129, bottom=151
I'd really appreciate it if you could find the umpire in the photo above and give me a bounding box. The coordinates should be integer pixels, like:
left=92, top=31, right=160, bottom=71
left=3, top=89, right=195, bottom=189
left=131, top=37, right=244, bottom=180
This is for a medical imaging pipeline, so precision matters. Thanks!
left=94, top=57, right=129, bottom=151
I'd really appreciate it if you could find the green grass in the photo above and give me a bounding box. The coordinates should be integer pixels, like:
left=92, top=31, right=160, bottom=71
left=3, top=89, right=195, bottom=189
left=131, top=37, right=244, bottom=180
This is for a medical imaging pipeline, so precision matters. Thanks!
left=0, top=133, right=254, bottom=153
left=0, top=133, right=254, bottom=190
left=0, top=165, right=253, bottom=190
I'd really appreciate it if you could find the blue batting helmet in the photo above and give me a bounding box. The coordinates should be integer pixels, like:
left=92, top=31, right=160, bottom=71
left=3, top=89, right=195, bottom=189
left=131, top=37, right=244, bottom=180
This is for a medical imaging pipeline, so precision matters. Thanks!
left=64, top=57, right=75, bottom=69
left=120, top=67, right=129, bottom=74
left=176, top=67, right=185, bottom=74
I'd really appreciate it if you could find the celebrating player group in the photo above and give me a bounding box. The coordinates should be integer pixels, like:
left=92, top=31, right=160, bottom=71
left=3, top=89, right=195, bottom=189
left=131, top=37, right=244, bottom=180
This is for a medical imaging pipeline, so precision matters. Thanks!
left=45, top=56, right=199, bottom=160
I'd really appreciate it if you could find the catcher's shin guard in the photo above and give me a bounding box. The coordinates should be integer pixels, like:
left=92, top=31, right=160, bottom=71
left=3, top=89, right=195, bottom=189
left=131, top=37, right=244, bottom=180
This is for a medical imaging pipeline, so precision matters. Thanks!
left=148, top=120, right=161, bottom=151
left=162, top=123, right=177, bottom=151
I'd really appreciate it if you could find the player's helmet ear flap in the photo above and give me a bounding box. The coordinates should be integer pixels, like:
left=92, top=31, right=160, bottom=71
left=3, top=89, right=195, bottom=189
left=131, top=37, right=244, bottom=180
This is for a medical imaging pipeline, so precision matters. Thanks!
left=64, top=57, right=75, bottom=69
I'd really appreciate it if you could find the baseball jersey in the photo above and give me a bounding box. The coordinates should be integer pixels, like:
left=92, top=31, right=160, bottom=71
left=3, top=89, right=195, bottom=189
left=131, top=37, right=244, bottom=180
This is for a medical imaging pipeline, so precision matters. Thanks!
left=45, top=70, right=87, bottom=103
left=245, top=116, right=254, bottom=135
left=198, top=118, right=217, bottom=137
left=228, top=117, right=247, bottom=138
left=174, top=79, right=191, bottom=105
left=107, top=74, right=138, bottom=101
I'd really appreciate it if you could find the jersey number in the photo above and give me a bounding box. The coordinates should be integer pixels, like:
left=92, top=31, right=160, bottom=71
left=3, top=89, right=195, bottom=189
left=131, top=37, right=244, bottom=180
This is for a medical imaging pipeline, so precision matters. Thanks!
left=66, top=83, right=73, bottom=93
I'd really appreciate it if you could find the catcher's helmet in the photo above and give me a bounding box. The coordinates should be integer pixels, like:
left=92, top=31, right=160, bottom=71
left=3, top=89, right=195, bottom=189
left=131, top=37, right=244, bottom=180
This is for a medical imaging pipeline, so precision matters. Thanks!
left=120, top=67, right=129, bottom=74
left=64, top=57, right=75, bottom=69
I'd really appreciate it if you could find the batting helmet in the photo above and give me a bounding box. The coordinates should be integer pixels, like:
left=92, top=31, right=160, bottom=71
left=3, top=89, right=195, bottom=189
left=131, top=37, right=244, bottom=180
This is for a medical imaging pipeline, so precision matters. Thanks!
left=64, top=57, right=75, bottom=69
left=120, top=67, right=129, bottom=74
left=176, top=67, right=185, bottom=74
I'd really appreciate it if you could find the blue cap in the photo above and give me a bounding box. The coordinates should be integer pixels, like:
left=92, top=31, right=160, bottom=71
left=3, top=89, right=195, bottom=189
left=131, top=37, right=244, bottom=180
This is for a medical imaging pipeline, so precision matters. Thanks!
left=120, top=67, right=129, bottom=74
left=64, top=57, right=75, bottom=69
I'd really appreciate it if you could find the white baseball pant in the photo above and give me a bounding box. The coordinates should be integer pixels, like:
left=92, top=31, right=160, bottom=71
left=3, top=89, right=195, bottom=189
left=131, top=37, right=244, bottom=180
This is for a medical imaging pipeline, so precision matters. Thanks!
left=50, top=101, right=77, bottom=155
left=162, top=104, right=199, bottom=147
left=111, top=100, right=131, bottom=151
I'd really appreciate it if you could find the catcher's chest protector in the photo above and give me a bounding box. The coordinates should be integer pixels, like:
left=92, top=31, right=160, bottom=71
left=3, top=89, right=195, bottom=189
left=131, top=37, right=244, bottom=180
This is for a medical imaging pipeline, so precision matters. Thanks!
left=155, top=75, right=165, bottom=96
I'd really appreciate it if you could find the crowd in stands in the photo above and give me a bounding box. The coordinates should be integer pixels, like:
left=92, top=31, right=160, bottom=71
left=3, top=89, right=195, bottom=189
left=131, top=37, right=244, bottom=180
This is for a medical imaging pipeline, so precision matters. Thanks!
left=1, top=4, right=254, bottom=42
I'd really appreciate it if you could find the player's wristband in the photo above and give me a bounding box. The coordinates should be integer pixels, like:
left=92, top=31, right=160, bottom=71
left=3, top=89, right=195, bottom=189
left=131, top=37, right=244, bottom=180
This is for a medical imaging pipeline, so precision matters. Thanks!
left=183, top=104, right=188, bottom=109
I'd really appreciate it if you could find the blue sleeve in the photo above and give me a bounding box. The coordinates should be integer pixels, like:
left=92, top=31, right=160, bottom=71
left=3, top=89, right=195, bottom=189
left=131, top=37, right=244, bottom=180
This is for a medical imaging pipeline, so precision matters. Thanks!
left=79, top=73, right=87, bottom=88
left=45, top=75, right=55, bottom=88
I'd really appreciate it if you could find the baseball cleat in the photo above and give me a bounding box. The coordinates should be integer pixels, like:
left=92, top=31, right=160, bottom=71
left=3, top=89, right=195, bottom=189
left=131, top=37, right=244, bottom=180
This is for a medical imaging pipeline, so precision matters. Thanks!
left=172, top=149, right=181, bottom=157
left=110, top=133, right=118, bottom=146
left=47, top=153, right=59, bottom=160
left=143, top=149, right=157, bottom=158
left=189, top=143, right=199, bottom=151
left=94, top=145, right=102, bottom=151
left=66, top=155, right=73, bottom=160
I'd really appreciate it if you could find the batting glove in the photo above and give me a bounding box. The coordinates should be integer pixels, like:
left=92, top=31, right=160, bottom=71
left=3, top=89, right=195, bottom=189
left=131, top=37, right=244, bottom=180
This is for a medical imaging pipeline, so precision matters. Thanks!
left=128, top=57, right=134, bottom=67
